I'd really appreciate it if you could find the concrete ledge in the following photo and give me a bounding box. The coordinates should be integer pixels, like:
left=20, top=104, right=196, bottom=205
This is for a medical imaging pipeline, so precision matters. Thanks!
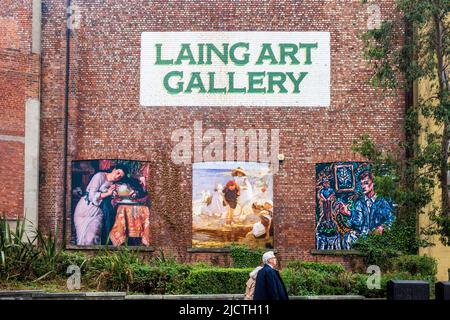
left=0, top=291, right=367, bottom=300
left=85, top=292, right=127, bottom=300
left=31, top=292, right=89, bottom=300
left=65, top=245, right=155, bottom=252
left=0, top=290, right=43, bottom=296
left=125, top=294, right=164, bottom=300
left=187, top=248, right=278, bottom=253
left=187, top=248, right=232, bottom=253
left=165, top=294, right=242, bottom=300
left=310, top=250, right=364, bottom=256
left=290, top=295, right=365, bottom=300
left=126, top=294, right=243, bottom=300
left=0, top=135, right=25, bottom=143
left=0, top=290, right=43, bottom=300
left=125, top=294, right=365, bottom=300
left=31, top=291, right=127, bottom=300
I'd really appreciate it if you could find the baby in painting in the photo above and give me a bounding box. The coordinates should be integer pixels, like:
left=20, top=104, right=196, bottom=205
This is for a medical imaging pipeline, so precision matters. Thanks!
left=201, top=184, right=227, bottom=218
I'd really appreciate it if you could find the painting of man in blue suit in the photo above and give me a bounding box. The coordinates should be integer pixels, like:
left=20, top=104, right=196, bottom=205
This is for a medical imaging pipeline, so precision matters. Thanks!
left=351, top=170, right=395, bottom=236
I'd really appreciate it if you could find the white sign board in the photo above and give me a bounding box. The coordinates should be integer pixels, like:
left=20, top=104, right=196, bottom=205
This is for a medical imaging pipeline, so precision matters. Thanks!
left=140, top=32, right=330, bottom=107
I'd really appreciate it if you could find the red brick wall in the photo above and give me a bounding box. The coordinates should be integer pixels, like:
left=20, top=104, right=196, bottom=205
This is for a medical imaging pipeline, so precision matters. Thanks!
left=0, top=1, right=37, bottom=219
left=38, top=0, right=405, bottom=266
left=0, top=141, right=24, bottom=218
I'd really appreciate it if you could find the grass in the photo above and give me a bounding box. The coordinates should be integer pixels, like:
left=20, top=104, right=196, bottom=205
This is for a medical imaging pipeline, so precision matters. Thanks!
left=1, top=278, right=71, bottom=292
left=0, top=276, right=104, bottom=293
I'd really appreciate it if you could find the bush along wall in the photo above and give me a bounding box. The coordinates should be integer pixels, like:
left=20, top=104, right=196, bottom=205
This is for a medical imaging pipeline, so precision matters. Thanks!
left=282, top=258, right=437, bottom=298
left=229, top=244, right=265, bottom=268
left=183, top=268, right=252, bottom=294
left=80, top=253, right=437, bottom=297
left=0, top=217, right=438, bottom=297
left=1, top=251, right=438, bottom=297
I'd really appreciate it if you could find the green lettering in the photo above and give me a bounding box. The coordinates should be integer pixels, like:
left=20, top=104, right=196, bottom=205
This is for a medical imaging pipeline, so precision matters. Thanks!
left=175, top=44, right=196, bottom=65
left=299, top=43, right=318, bottom=65
left=248, top=72, right=266, bottom=93
left=155, top=44, right=173, bottom=65
left=206, top=43, right=229, bottom=65
left=255, top=44, right=278, bottom=65
left=198, top=43, right=205, bottom=65
left=163, top=71, right=183, bottom=94
left=267, top=72, right=288, bottom=93
left=279, top=43, right=300, bottom=65
left=230, top=42, right=250, bottom=66
left=287, top=72, right=308, bottom=93
left=185, top=72, right=206, bottom=93
left=208, top=72, right=226, bottom=93
left=228, top=72, right=246, bottom=93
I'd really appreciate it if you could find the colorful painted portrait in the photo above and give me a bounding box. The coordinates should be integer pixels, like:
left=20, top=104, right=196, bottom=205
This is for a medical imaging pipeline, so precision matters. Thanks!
left=316, top=162, right=396, bottom=250
left=192, top=161, right=273, bottom=249
left=71, top=160, right=151, bottom=247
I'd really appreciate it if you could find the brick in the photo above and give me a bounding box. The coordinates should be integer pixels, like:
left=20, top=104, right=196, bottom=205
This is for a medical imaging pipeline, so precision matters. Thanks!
left=1, top=0, right=407, bottom=266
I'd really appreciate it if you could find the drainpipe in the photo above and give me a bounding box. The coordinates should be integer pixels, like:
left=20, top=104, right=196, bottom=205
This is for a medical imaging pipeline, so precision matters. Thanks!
left=61, top=0, right=72, bottom=248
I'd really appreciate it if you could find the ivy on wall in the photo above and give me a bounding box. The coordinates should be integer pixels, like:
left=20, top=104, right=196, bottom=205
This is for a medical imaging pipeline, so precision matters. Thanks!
left=358, top=0, right=450, bottom=250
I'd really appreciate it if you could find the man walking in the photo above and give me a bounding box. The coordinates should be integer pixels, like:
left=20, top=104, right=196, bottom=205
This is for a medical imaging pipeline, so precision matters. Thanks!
left=253, top=251, right=289, bottom=300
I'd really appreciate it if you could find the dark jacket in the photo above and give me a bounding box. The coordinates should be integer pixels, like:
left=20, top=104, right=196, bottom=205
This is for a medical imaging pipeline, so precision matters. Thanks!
left=253, top=264, right=289, bottom=300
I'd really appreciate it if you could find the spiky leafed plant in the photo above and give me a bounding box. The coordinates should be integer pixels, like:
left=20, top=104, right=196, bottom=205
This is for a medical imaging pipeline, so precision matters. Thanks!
left=86, top=247, right=142, bottom=291
left=31, top=229, right=62, bottom=281
left=0, top=215, right=39, bottom=280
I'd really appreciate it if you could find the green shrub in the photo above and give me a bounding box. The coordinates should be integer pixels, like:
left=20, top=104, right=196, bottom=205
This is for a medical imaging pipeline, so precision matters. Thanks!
left=0, top=217, right=39, bottom=281
left=83, top=249, right=194, bottom=294
left=31, top=231, right=62, bottom=279
left=1, top=217, right=68, bottom=281
left=352, top=218, right=421, bottom=270
left=352, top=270, right=436, bottom=298
left=285, top=260, right=346, bottom=274
left=281, top=259, right=436, bottom=298
left=130, top=262, right=191, bottom=294
left=282, top=267, right=355, bottom=296
left=388, top=255, right=437, bottom=278
left=190, top=262, right=211, bottom=269
left=56, top=251, right=88, bottom=276
left=352, top=273, right=381, bottom=298
left=230, top=244, right=264, bottom=268
left=1, top=214, right=439, bottom=297
left=183, top=268, right=252, bottom=294
left=86, top=249, right=144, bottom=291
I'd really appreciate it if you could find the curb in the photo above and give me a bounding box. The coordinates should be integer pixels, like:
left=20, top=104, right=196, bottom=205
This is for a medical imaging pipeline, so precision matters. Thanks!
left=0, top=291, right=366, bottom=300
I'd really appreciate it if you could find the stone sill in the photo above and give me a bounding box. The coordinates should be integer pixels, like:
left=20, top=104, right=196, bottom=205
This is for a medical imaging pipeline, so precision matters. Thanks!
left=310, top=249, right=364, bottom=256
left=65, top=244, right=155, bottom=252
left=187, top=248, right=278, bottom=253
left=0, top=290, right=366, bottom=300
